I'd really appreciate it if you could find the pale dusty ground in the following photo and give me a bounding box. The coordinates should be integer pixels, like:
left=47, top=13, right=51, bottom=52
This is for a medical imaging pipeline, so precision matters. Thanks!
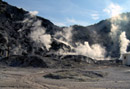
left=0, top=66, right=130, bottom=89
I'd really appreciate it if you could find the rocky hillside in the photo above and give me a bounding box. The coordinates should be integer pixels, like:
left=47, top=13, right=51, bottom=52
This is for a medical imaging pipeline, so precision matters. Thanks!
left=0, top=1, right=129, bottom=67
left=0, top=1, right=60, bottom=57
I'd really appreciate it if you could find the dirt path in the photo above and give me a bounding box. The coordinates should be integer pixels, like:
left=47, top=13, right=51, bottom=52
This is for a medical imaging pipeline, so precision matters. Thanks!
left=20, top=70, right=69, bottom=89
left=0, top=67, right=69, bottom=89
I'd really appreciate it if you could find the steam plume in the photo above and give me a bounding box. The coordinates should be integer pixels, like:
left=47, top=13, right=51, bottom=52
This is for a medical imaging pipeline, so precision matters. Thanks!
left=22, top=13, right=52, bottom=51
left=54, top=27, right=73, bottom=43
left=119, top=31, right=130, bottom=54
left=54, top=27, right=73, bottom=53
left=30, top=27, right=51, bottom=51
left=54, top=26, right=107, bottom=60
left=29, top=11, right=39, bottom=16
left=75, top=42, right=106, bottom=60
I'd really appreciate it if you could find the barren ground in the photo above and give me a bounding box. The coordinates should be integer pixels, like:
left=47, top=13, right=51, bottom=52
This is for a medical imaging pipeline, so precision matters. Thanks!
left=0, top=65, right=130, bottom=89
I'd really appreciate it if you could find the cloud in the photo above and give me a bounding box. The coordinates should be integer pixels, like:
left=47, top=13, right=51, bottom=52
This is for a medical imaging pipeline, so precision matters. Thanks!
left=66, top=18, right=77, bottom=23
left=66, top=18, right=88, bottom=26
left=91, top=14, right=99, bottom=20
left=49, top=17, right=89, bottom=27
left=103, top=3, right=123, bottom=17
left=29, top=11, right=39, bottom=16
left=54, top=22, right=66, bottom=27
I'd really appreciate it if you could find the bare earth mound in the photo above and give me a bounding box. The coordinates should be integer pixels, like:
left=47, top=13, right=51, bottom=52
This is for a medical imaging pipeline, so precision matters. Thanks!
left=44, top=69, right=108, bottom=82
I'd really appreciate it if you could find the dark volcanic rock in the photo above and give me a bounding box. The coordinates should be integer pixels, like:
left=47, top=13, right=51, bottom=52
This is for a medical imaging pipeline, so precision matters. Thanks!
left=60, top=55, right=95, bottom=63
left=43, top=69, right=108, bottom=82
left=51, top=55, right=96, bottom=68
left=50, top=38, right=72, bottom=52
left=0, top=55, right=48, bottom=67
left=95, top=59, right=122, bottom=66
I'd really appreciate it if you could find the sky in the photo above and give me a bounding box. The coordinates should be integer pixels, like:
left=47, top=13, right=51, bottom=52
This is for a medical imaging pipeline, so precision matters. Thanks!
left=3, top=0, right=130, bottom=27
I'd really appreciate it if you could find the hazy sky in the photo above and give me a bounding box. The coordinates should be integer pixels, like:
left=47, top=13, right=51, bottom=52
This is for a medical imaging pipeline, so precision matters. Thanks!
left=3, top=0, right=130, bottom=26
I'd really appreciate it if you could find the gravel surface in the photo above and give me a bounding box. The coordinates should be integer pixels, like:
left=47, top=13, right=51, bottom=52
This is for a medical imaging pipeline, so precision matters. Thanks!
left=0, top=66, right=130, bottom=89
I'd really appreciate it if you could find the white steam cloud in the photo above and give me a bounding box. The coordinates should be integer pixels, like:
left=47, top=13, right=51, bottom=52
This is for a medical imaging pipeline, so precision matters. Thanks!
left=55, top=27, right=73, bottom=43
left=54, top=27, right=73, bottom=50
left=30, top=27, right=52, bottom=51
left=104, top=2, right=130, bottom=57
left=11, top=45, right=22, bottom=55
left=53, top=27, right=74, bottom=55
left=22, top=13, right=52, bottom=51
left=29, top=11, right=39, bottom=16
left=119, top=31, right=130, bottom=54
left=110, top=15, right=128, bottom=39
left=54, top=27, right=107, bottom=60
left=104, top=2, right=123, bottom=39
left=103, top=3, right=123, bottom=17
left=105, top=3, right=123, bottom=40
left=75, top=42, right=106, bottom=60
left=11, top=44, right=27, bottom=55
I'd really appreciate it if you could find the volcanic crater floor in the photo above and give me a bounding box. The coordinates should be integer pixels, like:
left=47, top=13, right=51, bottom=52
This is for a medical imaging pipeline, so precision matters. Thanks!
left=0, top=65, right=130, bottom=89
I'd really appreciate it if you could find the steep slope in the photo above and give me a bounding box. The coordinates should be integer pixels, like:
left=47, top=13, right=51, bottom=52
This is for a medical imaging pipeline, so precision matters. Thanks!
left=0, top=1, right=61, bottom=58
